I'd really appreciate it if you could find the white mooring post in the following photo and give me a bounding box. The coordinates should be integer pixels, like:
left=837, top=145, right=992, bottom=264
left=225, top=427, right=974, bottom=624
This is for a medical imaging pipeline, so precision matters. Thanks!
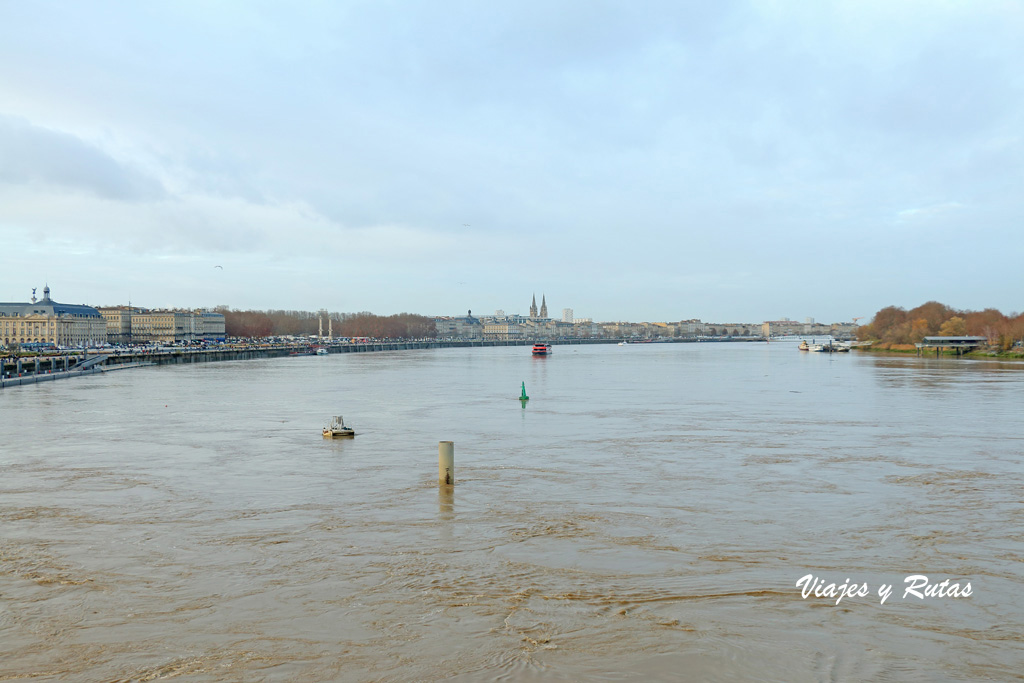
left=438, top=441, right=455, bottom=486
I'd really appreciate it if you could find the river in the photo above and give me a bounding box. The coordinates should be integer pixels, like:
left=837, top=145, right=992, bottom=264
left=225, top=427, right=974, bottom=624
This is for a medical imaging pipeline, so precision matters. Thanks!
left=1, top=342, right=1021, bottom=681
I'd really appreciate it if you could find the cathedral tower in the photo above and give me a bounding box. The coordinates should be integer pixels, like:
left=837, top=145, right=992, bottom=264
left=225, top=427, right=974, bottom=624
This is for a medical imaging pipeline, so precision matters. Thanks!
left=540, top=295, right=547, bottom=319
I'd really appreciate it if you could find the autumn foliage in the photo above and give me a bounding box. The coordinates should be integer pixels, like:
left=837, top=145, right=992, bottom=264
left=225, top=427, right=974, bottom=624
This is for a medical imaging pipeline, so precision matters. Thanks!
left=857, top=302, right=1024, bottom=350
left=214, top=307, right=437, bottom=340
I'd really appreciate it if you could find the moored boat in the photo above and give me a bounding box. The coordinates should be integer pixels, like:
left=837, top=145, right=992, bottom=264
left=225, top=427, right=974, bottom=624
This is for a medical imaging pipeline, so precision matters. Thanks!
left=532, top=343, right=552, bottom=356
left=323, top=415, right=355, bottom=438
left=315, top=347, right=329, bottom=356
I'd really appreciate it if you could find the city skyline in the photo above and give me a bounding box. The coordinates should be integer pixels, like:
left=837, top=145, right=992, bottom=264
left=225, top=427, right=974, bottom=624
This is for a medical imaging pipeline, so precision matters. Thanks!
left=5, top=282, right=862, bottom=326
left=2, top=2, right=1022, bottom=321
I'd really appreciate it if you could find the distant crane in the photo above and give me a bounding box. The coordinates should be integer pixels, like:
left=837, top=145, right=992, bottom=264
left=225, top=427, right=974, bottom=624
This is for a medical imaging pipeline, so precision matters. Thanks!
left=852, top=316, right=865, bottom=324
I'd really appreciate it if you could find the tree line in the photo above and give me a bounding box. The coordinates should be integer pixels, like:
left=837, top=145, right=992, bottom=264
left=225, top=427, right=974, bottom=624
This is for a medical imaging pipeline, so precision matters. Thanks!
left=857, top=301, right=1024, bottom=350
left=214, top=307, right=437, bottom=340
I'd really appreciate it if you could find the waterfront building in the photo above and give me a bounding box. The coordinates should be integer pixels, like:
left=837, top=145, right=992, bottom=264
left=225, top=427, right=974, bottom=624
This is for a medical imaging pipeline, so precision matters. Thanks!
left=131, top=310, right=193, bottom=344
left=99, top=306, right=134, bottom=344
left=0, top=286, right=107, bottom=348
left=594, top=320, right=706, bottom=339
left=482, top=317, right=525, bottom=341
left=829, top=322, right=858, bottom=339
left=761, top=320, right=842, bottom=338
left=198, top=311, right=226, bottom=341
left=553, top=319, right=587, bottom=338
left=574, top=319, right=600, bottom=337
left=98, top=307, right=226, bottom=344
left=562, top=308, right=573, bottom=324
left=434, top=311, right=483, bottom=340
left=762, top=320, right=808, bottom=337
left=676, top=319, right=705, bottom=337
left=479, top=313, right=531, bottom=341
left=704, top=323, right=758, bottom=337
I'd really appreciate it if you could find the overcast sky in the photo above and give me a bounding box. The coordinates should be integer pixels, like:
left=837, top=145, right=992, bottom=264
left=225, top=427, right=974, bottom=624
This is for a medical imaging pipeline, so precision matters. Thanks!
left=1, top=1, right=1022, bottom=323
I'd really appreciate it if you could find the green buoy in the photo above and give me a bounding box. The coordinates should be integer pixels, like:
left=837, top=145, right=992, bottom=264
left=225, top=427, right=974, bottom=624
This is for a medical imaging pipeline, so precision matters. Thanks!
left=520, top=381, right=529, bottom=401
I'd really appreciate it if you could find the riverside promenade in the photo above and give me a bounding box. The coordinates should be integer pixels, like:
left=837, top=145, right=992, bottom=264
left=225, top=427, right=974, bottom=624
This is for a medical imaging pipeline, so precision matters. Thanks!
left=0, top=338, right=617, bottom=389
left=96, top=337, right=609, bottom=368
left=1, top=337, right=767, bottom=389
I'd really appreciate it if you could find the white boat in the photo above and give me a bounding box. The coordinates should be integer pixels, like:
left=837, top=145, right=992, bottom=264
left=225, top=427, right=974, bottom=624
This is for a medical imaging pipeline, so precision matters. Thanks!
left=323, top=415, right=354, bottom=438
left=809, top=342, right=851, bottom=353
left=315, top=347, right=329, bottom=356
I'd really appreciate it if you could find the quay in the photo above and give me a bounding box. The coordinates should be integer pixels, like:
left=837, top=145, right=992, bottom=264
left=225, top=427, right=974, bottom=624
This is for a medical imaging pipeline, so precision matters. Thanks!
left=0, top=339, right=597, bottom=389
left=1, top=336, right=767, bottom=390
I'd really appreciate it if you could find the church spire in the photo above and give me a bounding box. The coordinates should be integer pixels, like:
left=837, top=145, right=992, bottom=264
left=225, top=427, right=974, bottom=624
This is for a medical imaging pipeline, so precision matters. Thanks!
left=530, top=294, right=538, bottom=318
left=540, top=294, right=547, bottom=319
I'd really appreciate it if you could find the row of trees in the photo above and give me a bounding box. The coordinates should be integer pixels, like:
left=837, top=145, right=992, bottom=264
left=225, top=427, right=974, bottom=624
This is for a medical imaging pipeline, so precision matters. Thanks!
left=857, top=301, right=1024, bottom=349
left=214, top=308, right=437, bottom=340
left=333, top=312, right=437, bottom=339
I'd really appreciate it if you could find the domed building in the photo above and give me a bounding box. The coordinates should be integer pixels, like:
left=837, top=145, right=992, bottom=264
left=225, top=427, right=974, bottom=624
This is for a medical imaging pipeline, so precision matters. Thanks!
left=0, top=286, right=107, bottom=348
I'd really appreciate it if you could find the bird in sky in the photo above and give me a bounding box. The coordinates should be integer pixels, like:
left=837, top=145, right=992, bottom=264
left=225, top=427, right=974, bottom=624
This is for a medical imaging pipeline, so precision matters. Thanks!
left=462, top=223, right=470, bottom=227
left=214, top=265, right=223, bottom=269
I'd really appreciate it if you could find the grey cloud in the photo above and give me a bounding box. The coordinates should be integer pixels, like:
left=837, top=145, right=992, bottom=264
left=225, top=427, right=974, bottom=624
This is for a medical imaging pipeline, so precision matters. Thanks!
left=1, top=1, right=1022, bottom=320
left=0, top=115, right=166, bottom=201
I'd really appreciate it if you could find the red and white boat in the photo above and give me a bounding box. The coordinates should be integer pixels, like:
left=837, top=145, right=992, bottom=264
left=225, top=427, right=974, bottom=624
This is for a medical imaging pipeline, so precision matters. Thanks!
left=531, top=343, right=552, bottom=356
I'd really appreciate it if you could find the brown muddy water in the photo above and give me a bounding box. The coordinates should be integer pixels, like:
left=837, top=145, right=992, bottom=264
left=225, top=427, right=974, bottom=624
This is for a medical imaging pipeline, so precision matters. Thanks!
left=1, top=342, right=1021, bottom=682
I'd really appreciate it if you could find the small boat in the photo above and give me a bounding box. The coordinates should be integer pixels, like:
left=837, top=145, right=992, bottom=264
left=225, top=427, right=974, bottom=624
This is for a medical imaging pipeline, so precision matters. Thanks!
left=532, top=343, right=552, bottom=356
left=809, top=341, right=849, bottom=353
left=323, top=415, right=355, bottom=438
left=618, top=341, right=628, bottom=346
left=315, top=347, right=329, bottom=356
left=798, top=340, right=809, bottom=351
